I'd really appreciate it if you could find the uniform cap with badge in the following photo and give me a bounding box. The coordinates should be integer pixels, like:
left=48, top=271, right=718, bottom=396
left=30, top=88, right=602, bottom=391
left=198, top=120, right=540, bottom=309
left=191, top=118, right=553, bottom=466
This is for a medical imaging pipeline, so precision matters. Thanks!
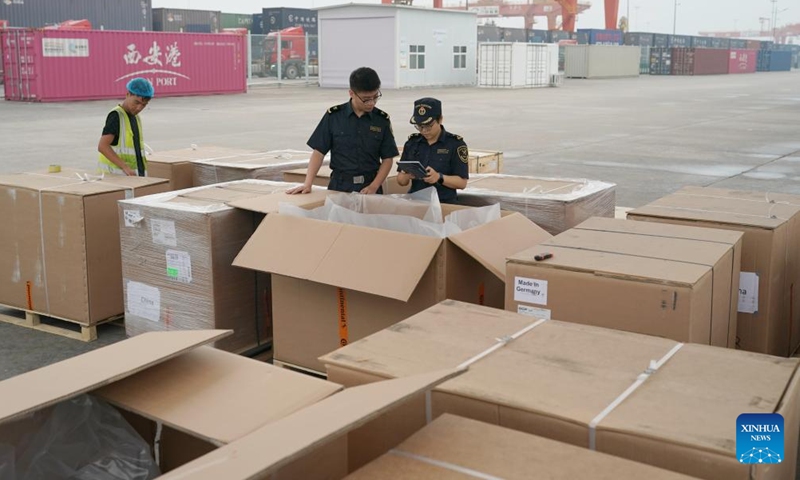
left=410, top=97, right=442, bottom=125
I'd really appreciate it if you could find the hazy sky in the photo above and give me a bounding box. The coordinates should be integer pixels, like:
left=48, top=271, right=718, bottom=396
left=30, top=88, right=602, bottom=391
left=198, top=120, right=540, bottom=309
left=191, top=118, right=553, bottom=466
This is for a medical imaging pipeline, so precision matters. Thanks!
left=153, top=0, right=799, bottom=36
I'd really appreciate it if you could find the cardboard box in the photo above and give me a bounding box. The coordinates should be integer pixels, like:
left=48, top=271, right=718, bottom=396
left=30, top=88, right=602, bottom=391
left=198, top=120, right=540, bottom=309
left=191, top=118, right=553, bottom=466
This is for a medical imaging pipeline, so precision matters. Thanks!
left=193, top=149, right=319, bottom=186
left=233, top=198, right=551, bottom=373
left=119, top=181, right=330, bottom=353
left=506, top=217, right=743, bottom=347
left=321, top=301, right=800, bottom=480
left=0, top=172, right=169, bottom=325
left=397, top=147, right=503, bottom=174
left=283, top=163, right=410, bottom=195
left=0, top=330, right=346, bottom=478
left=157, top=367, right=463, bottom=480
left=459, top=174, right=617, bottom=235
left=148, top=146, right=262, bottom=191
left=346, top=414, right=694, bottom=479
left=628, top=186, right=800, bottom=356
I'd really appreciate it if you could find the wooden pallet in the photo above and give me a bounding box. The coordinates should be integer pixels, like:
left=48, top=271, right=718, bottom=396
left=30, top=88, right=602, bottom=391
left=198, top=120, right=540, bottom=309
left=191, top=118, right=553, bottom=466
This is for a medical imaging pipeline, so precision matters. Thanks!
left=0, top=305, right=122, bottom=342
left=272, top=359, right=327, bottom=379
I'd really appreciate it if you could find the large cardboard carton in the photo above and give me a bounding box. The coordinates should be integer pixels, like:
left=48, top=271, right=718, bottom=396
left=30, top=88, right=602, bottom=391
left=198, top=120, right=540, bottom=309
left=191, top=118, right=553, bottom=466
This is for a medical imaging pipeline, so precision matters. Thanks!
left=397, top=147, right=503, bottom=174
left=283, top=163, right=410, bottom=195
left=506, top=217, right=743, bottom=347
left=158, top=368, right=463, bottom=480
left=233, top=199, right=551, bottom=374
left=193, top=149, right=319, bottom=186
left=628, top=186, right=800, bottom=356
left=321, top=301, right=800, bottom=480
left=459, top=174, right=616, bottom=235
left=346, top=414, right=694, bottom=479
left=0, top=172, right=169, bottom=325
left=147, top=146, right=261, bottom=191
left=119, top=181, right=330, bottom=353
left=0, top=330, right=345, bottom=478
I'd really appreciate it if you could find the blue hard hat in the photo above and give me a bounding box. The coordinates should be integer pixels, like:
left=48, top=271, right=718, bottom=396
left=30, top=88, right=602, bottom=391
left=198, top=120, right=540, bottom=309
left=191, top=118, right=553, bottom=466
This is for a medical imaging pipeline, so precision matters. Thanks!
left=126, top=77, right=154, bottom=99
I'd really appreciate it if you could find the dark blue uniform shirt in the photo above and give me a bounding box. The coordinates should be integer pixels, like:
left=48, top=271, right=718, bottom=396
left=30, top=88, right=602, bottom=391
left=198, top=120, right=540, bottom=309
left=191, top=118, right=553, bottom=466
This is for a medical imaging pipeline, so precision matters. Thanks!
left=307, top=100, right=399, bottom=179
left=399, top=127, right=469, bottom=204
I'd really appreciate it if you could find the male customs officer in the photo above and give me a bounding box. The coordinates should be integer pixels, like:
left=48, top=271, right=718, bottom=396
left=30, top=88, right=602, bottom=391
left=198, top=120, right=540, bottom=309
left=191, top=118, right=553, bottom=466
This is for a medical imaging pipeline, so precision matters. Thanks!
left=287, top=67, right=399, bottom=194
left=396, top=98, right=469, bottom=203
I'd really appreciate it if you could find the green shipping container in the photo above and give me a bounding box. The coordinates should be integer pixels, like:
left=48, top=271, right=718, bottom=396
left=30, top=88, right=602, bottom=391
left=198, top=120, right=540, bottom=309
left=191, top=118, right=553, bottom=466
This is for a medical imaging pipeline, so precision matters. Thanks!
left=221, top=13, right=253, bottom=30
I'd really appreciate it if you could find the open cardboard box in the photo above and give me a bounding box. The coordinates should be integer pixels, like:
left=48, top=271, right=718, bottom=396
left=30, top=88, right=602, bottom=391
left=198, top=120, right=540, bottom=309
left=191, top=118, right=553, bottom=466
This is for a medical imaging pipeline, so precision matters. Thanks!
left=0, top=330, right=345, bottom=478
left=232, top=193, right=552, bottom=373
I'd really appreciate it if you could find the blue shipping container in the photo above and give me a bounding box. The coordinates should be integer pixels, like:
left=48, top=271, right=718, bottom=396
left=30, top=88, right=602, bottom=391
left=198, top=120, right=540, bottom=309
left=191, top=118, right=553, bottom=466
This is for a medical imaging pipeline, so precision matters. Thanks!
left=625, top=32, right=654, bottom=46
left=730, top=39, right=747, bottom=49
left=547, top=30, right=573, bottom=43
left=252, top=13, right=263, bottom=34
left=768, top=51, right=793, bottom=71
left=577, top=28, right=623, bottom=45
left=691, top=36, right=713, bottom=48
left=653, top=34, right=670, bottom=48
left=669, top=35, right=692, bottom=47
left=528, top=29, right=548, bottom=43
left=710, top=37, right=730, bottom=49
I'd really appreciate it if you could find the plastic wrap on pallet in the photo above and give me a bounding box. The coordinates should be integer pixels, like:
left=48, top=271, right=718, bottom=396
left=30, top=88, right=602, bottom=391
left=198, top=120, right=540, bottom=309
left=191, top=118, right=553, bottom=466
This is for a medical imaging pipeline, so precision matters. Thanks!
left=118, top=180, right=305, bottom=353
left=280, top=187, right=501, bottom=238
left=192, top=149, right=324, bottom=186
left=456, top=174, right=616, bottom=235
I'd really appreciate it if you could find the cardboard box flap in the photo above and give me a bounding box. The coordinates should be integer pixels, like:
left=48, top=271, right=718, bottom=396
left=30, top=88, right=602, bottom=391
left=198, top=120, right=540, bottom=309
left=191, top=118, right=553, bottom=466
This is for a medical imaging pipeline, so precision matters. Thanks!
left=234, top=214, right=442, bottom=301
left=448, top=213, right=552, bottom=281
left=547, top=228, right=733, bottom=268
left=285, top=165, right=335, bottom=179
left=227, top=189, right=330, bottom=214
left=602, top=343, right=800, bottom=456
left=0, top=330, right=231, bottom=425
left=0, top=174, right=84, bottom=190
left=158, top=368, right=464, bottom=480
left=196, top=150, right=313, bottom=169
left=575, top=217, right=743, bottom=245
left=629, top=186, right=800, bottom=229
left=510, top=245, right=709, bottom=286
left=95, top=347, right=343, bottom=446
left=321, top=301, right=680, bottom=427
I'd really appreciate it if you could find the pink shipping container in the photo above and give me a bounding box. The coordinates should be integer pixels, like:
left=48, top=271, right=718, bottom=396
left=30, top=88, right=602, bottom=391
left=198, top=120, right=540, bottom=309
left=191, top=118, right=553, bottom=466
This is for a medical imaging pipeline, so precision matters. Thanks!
left=728, top=49, right=757, bottom=74
left=2, top=29, right=247, bottom=102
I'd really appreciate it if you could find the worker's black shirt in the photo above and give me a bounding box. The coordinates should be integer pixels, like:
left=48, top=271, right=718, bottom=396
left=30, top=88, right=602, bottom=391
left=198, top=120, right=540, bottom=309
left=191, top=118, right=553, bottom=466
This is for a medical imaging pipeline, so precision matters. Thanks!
left=399, top=127, right=469, bottom=204
left=307, top=101, right=399, bottom=176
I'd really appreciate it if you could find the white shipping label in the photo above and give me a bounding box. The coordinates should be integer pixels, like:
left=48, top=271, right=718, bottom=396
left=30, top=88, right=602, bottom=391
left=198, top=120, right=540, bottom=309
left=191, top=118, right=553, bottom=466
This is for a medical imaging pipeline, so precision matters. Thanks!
left=166, top=250, right=192, bottom=283
left=150, top=219, right=177, bottom=246
left=514, top=276, right=548, bottom=306
left=123, top=210, right=143, bottom=227
left=126, top=281, right=161, bottom=323
left=738, top=272, right=759, bottom=314
left=518, top=305, right=551, bottom=320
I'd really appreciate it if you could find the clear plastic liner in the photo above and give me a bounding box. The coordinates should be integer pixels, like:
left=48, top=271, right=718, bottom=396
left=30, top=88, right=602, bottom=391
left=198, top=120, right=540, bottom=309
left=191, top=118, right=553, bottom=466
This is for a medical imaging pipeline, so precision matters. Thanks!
left=0, top=394, right=160, bottom=480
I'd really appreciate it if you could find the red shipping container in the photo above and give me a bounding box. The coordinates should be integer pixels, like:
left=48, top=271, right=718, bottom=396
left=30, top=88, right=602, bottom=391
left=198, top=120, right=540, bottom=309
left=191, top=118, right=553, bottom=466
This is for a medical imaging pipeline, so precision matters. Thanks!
left=728, top=49, right=757, bottom=74
left=2, top=29, right=246, bottom=102
left=671, top=48, right=729, bottom=75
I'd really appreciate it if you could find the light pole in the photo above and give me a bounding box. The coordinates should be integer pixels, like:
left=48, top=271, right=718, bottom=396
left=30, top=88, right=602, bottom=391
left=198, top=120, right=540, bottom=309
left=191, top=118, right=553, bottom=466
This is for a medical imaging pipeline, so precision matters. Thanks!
left=672, top=0, right=678, bottom=35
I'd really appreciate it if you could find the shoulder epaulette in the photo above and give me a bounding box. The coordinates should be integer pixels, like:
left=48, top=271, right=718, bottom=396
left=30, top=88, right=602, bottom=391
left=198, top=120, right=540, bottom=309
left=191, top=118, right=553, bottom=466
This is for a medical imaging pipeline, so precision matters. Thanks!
left=408, top=133, right=421, bottom=140
left=446, top=132, right=464, bottom=141
left=327, top=105, right=340, bottom=114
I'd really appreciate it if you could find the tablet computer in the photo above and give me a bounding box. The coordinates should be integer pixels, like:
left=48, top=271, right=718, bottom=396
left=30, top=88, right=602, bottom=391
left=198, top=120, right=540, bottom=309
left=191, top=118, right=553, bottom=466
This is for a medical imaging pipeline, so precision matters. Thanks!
left=397, top=161, right=429, bottom=179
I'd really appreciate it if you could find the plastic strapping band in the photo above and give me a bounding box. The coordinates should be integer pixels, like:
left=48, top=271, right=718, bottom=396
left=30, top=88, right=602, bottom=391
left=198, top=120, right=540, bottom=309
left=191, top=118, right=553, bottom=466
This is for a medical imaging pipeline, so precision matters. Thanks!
left=588, top=342, right=684, bottom=451
left=154, top=421, right=164, bottom=466
left=457, top=318, right=548, bottom=370
left=389, top=450, right=505, bottom=480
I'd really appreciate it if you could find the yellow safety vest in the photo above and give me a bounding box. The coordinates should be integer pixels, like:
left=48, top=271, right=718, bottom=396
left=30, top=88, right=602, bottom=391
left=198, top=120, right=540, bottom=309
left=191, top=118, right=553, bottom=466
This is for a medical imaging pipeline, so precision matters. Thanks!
left=98, top=105, right=147, bottom=174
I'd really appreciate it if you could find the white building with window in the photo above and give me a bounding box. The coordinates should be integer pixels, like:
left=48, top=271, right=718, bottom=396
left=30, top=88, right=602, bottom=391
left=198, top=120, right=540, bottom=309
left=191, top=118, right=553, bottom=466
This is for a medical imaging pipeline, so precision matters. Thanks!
left=316, top=4, right=477, bottom=89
